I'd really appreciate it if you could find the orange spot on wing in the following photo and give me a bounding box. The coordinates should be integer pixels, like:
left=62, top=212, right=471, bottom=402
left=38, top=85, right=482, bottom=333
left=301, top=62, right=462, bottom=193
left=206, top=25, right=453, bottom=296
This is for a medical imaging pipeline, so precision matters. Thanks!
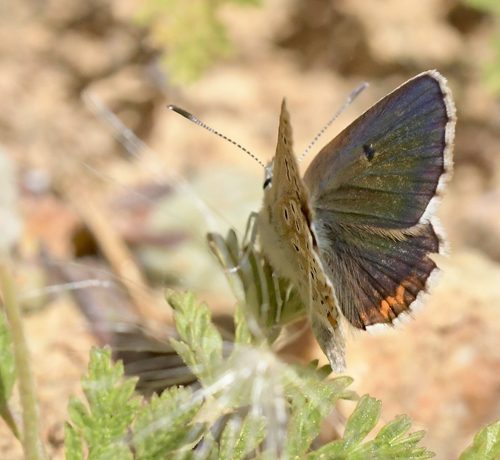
left=396, top=284, right=406, bottom=304
left=379, top=300, right=391, bottom=319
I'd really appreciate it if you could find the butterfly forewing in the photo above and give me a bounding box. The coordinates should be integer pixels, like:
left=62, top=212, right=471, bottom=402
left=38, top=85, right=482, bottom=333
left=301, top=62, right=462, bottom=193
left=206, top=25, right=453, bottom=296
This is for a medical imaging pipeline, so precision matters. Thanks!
left=304, top=71, right=454, bottom=230
left=257, top=99, right=346, bottom=372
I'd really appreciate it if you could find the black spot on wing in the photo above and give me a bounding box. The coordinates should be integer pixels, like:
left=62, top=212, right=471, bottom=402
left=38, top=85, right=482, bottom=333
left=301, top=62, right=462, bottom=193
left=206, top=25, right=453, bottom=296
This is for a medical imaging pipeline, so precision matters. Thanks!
left=363, top=144, right=376, bottom=161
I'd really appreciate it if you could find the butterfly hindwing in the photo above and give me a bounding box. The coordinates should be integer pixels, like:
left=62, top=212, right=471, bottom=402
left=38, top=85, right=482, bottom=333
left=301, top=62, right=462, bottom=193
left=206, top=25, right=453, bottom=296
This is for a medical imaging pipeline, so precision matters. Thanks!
left=314, top=221, right=442, bottom=330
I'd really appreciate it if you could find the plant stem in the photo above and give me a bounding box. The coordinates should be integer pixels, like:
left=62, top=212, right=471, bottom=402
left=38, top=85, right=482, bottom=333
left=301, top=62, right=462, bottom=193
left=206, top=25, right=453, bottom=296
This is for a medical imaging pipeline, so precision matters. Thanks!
left=0, top=257, right=47, bottom=460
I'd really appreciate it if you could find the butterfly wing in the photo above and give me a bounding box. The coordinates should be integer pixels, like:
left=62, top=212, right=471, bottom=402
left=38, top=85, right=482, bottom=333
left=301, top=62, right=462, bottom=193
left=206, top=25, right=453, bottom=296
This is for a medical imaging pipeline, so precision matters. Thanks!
left=304, top=71, right=456, bottom=330
left=315, top=221, right=442, bottom=329
left=257, top=99, right=346, bottom=371
left=304, top=70, right=455, bottom=230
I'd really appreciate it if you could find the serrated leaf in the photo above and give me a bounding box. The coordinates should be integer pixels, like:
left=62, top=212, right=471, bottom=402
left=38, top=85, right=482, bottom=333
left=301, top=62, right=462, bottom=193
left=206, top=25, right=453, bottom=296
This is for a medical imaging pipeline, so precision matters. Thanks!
left=307, top=395, right=434, bottom=460
left=170, top=338, right=197, bottom=370
left=373, top=414, right=413, bottom=444
left=133, top=385, right=207, bottom=459
left=67, top=347, right=140, bottom=457
left=65, top=423, right=84, bottom=460
left=281, top=369, right=355, bottom=458
left=219, top=414, right=266, bottom=460
left=166, top=290, right=223, bottom=384
left=460, top=419, right=500, bottom=460
left=284, top=390, right=323, bottom=457
left=67, top=396, right=92, bottom=434
left=342, top=395, right=381, bottom=449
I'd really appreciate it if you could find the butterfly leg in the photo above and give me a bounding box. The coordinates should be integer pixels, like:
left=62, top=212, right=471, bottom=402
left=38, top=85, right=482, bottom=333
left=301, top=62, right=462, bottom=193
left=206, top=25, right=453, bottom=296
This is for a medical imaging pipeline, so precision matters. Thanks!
left=271, top=271, right=283, bottom=324
left=243, top=211, right=259, bottom=248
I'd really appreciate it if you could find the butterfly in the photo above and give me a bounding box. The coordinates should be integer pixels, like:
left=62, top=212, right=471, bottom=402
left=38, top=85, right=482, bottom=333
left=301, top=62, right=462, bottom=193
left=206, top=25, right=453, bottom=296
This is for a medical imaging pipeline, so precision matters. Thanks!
left=256, top=70, right=456, bottom=372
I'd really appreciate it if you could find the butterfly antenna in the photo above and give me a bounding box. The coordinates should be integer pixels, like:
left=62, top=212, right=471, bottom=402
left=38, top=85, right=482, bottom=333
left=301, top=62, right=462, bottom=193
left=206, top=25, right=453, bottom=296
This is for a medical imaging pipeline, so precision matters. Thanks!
left=298, top=82, right=369, bottom=163
left=168, top=105, right=266, bottom=169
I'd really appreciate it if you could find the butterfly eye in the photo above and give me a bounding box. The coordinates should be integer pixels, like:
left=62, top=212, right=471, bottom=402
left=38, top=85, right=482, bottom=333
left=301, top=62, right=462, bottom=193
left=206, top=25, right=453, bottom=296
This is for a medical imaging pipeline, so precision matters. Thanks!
left=263, top=177, right=272, bottom=189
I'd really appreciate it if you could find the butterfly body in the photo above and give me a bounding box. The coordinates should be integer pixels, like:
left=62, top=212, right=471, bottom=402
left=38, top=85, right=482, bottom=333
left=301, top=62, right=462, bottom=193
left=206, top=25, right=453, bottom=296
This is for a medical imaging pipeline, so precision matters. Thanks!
left=257, top=70, right=456, bottom=372
left=257, top=100, right=346, bottom=372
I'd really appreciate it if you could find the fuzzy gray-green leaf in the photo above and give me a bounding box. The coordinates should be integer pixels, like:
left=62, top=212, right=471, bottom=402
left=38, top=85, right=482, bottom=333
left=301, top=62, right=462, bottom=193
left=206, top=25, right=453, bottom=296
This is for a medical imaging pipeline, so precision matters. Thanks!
left=307, top=395, right=434, bottom=460
left=166, top=290, right=223, bottom=384
left=67, top=347, right=140, bottom=457
left=219, top=414, right=266, bottom=460
left=133, top=385, right=207, bottom=459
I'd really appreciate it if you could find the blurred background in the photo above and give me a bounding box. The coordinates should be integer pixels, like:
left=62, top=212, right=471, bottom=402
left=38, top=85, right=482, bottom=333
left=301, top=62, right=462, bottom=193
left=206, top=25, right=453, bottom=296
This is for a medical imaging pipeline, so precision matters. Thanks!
left=1, top=0, right=500, bottom=458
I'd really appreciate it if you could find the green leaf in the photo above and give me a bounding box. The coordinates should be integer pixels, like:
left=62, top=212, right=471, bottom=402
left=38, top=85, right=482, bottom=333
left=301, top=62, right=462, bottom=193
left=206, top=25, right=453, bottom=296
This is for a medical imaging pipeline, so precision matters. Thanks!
left=460, top=419, right=500, bottom=460
left=285, top=389, right=323, bottom=457
left=283, top=371, right=355, bottom=458
left=166, top=290, right=223, bottom=385
left=219, top=414, right=266, bottom=460
left=342, top=395, right=382, bottom=449
left=66, top=347, right=140, bottom=458
left=65, top=423, right=84, bottom=460
left=133, top=385, right=207, bottom=459
left=307, top=395, right=434, bottom=459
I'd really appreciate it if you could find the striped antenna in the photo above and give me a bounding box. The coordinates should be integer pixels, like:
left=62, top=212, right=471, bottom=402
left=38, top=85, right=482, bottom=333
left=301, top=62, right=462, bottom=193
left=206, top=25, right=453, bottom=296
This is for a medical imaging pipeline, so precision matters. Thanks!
left=168, top=105, right=266, bottom=169
left=298, top=82, right=369, bottom=163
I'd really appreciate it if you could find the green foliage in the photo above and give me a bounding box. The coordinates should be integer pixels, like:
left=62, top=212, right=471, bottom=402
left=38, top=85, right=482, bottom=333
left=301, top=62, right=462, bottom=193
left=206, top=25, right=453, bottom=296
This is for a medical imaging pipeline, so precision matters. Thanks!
left=218, top=414, right=267, bottom=460
left=464, top=0, right=500, bottom=95
left=65, top=423, right=84, bottom=460
left=207, top=227, right=306, bottom=340
left=166, top=289, right=223, bottom=385
left=307, top=395, right=434, bottom=459
left=0, top=281, right=487, bottom=459
left=135, top=0, right=261, bottom=84
left=66, top=347, right=140, bottom=459
left=133, top=386, right=206, bottom=458
left=460, top=419, right=500, bottom=460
